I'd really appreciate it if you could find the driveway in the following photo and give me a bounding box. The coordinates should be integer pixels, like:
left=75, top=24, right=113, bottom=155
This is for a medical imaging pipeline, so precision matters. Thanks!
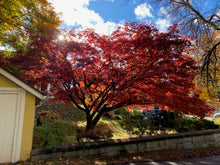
left=122, top=155, right=220, bottom=165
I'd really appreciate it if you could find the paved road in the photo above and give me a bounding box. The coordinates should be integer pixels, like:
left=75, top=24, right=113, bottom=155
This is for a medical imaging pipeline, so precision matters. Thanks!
left=122, top=155, right=220, bottom=165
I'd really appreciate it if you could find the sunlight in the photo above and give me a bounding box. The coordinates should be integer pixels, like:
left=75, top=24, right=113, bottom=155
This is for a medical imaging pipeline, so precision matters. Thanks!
left=58, top=34, right=65, bottom=41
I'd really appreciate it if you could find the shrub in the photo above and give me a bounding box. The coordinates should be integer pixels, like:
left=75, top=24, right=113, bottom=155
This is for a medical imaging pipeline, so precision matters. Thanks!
left=146, top=110, right=218, bottom=132
left=195, top=119, right=219, bottom=130
left=119, top=109, right=151, bottom=136
left=76, top=120, right=113, bottom=142
left=147, top=110, right=177, bottom=128
left=36, top=102, right=86, bottom=122
left=119, top=108, right=219, bottom=136
left=174, top=117, right=219, bottom=132
left=36, top=110, right=60, bottom=126
left=33, top=120, right=77, bottom=149
left=215, top=118, right=220, bottom=126
left=131, top=110, right=143, bottom=119
left=113, top=108, right=142, bottom=135
left=114, top=107, right=129, bottom=119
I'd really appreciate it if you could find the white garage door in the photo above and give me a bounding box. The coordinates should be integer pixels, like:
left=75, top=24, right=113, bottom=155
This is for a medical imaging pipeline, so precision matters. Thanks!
left=0, top=88, right=25, bottom=163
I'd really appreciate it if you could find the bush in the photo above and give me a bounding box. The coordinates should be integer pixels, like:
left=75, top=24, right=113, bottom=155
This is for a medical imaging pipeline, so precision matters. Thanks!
left=118, top=109, right=151, bottom=136
left=118, top=108, right=219, bottom=136
left=36, top=102, right=86, bottom=122
left=114, top=107, right=129, bottom=119
left=146, top=110, right=219, bottom=132
left=76, top=120, right=113, bottom=142
left=147, top=110, right=177, bottom=128
left=195, top=119, right=219, bottom=130
left=215, top=118, right=220, bottom=126
left=131, top=110, right=143, bottom=119
left=36, top=110, right=60, bottom=126
left=33, top=120, right=77, bottom=149
left=174, top=117, right=219, bottom=132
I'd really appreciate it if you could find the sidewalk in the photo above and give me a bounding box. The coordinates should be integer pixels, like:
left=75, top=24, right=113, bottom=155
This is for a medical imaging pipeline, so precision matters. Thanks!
left=122, top=155, right=220, bottom=165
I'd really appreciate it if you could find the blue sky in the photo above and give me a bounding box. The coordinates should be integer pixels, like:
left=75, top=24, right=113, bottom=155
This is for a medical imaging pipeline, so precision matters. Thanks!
left=48, top=0, right=220, bottom=35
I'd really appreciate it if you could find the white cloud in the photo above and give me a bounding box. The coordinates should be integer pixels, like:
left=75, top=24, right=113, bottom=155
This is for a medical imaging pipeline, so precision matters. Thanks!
left=217, top=9, right=220, bottom=17
left=72, top=7, right=103, bottom=27
left=94, top=21, right=119, bottom=35
left=49, top=0, right=121, bottom=35
left=159, top=7, right=170, bottom=18
left=156, top=18, right=171, bottom=32
left=134, top=3, right=154, bottom=20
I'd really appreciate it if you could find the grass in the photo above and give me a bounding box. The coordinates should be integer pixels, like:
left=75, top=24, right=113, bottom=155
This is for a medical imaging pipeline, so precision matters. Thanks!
left=75, top=118, right=177, bottom=141
left=103, top=120, right=131, bottom=139
left=76, top=119, right=132, bottom=140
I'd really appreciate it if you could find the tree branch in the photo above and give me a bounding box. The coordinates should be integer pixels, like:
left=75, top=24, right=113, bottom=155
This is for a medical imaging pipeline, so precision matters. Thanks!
left=201, top=41, right=220, bottom=87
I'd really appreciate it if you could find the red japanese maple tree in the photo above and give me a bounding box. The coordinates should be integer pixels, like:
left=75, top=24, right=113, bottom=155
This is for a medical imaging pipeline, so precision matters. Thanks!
left=8, top=22, right=214, bottom=130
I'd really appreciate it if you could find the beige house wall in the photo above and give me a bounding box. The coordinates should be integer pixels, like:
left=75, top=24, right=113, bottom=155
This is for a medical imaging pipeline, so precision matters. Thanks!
left=20, top=92, right=35, bottom=161
left=0, top=74, right=36, bottom=161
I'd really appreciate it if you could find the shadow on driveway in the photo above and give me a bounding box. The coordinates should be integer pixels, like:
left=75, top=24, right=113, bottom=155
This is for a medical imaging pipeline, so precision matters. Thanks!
left=122, top=155, right=220, bottom=165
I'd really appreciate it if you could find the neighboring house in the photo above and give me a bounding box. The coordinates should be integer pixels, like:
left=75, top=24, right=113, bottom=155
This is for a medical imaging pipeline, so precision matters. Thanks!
left=141, top=105, right=168, bottom=116
left=0, top=67, right=45, bottom=163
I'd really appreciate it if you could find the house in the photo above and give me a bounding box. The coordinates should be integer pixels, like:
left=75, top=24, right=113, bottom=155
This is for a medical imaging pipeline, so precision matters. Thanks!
left=0, top=67, right=45, bottom=163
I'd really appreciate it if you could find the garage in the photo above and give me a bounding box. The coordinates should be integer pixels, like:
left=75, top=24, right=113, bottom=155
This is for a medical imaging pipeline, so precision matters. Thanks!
left=0, top=67, right=45, bottom=163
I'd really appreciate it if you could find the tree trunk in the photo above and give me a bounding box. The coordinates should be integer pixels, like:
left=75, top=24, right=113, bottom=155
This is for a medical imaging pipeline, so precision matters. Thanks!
left=86, top=120, right=93, bottom=130
left=91, top=110, right=105, bottom=129
left=86, top=110, right=105, bottom=130
left=86, top=112, right=94, bottom=130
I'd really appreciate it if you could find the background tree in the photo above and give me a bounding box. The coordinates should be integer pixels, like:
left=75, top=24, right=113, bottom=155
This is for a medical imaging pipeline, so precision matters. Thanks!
left=6, top=22, right=214, bottom=130
left=193, top=30, right=220, bottom=100
left=0, top=0, right=62, bottom=53
left=133, top=0, right=220, bottom=90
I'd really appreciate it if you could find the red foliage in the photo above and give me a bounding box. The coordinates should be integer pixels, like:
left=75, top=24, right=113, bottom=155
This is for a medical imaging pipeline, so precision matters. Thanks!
left=6, top=22, right=214, bottom=129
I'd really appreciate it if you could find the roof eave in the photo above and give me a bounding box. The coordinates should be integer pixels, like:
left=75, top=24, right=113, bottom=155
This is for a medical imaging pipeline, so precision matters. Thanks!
left=0, top=68, right=45, bottom=100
